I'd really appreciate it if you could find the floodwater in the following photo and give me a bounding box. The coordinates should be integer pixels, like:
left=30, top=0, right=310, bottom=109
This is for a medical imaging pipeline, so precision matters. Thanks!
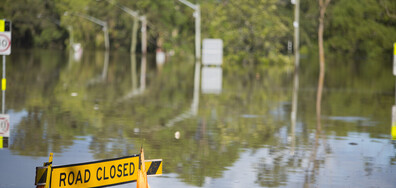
left=0, top=49, right=396, bottom=187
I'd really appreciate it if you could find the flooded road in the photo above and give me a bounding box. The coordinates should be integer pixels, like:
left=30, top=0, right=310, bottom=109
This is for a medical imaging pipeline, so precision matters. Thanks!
left=0, top=49, right=395, bottom=187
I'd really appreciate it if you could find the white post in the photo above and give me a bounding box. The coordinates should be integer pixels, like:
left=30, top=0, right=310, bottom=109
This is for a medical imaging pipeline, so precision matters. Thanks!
left=104, top=24, right=109, bottom=51
left=195, top=5, right=201, bottom=60
left=393, top=43, right=396, bottom=76
left=179, top=0, right=201, bottom=61
left=2, top=55, right=5, bottom=114
left=191, top=60, right=200, bottom=115
left=293, top=0, right=300, bottom=68
left=140, top=16, right=147, bottom=91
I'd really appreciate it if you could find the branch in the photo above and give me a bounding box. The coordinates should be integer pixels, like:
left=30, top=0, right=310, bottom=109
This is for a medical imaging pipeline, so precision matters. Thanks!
left=380, top=0, right=396, bottom=19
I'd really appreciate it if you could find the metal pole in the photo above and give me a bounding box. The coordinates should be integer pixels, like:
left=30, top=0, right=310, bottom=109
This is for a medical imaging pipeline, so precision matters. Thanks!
left=2, top=55, right=5, bottom=114
left=67, top=12, right=109, bottom=51
left=290, top=69, right=299, bottom=155
left=102, top=50, right=109, bottom=80
left=178, top=0, right=200, bottom=61
left=131, top=17, right=139, bottom=54
left=393, top=43, right=396, bottom=76
left=140, top=16, right=147, bottom=91
left=195, top=5, right=201, bottom=60
left=131, top=17, right=139, bottom=90
left=294, top=0, right=300, bottom=68
left=191, top=60, right=200, bottom=115
left=104, top=24, right=110, bottom=51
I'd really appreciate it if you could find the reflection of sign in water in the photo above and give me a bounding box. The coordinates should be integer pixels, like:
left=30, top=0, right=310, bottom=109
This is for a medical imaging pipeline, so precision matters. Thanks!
left=0, top=114, right=9, bottom=149
left=202, top=39, right=223, bottom=66
left=35, top=155, right=162, bottom=188
left=0, top=20, right=11, bottom=55
left=201, top=67, right=222, bottom=94
left=392, top=106, right=396, bottom=140
left=0, top=114, right=9, bottom=137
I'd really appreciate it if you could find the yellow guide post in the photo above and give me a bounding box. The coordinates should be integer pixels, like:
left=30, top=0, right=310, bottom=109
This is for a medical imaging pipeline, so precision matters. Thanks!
left=394, top=43, right=396, bottom=55
left=2, top=78, right=5, bottom=91
left=392, top=125, right=396, bottom=140
left=0, top=20, right=4, bottom=32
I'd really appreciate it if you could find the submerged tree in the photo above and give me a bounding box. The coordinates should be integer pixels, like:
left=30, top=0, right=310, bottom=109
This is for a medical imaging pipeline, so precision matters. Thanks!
left=316, top=0, right=330, bottom=121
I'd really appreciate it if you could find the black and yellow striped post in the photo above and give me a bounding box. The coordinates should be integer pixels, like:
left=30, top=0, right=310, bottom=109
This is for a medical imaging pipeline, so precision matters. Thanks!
left=145, top=159, right=163, bottom=176
left=35, top=153, right=53, bottom=188
left=35, top=166, right=48, bottom=187
left=0, top=136, right=8, bottom=148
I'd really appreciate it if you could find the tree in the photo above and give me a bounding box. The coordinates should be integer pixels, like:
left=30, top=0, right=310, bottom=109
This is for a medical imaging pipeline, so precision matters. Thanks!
left=316, top=0, right=330, bottom=120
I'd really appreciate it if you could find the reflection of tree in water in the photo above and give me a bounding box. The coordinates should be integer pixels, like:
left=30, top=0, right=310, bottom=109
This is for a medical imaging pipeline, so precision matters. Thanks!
left=6, top=50, right=329, bottom=186
left=255, top=148, right=289, bottom=187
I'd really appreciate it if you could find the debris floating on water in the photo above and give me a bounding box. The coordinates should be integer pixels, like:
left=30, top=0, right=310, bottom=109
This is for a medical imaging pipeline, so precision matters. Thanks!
left=175, top=131, right=180, bottom=139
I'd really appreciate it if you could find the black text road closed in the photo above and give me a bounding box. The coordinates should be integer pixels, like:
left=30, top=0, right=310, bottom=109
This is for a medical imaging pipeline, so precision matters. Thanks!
left=51, top=155, right=139, bottom=188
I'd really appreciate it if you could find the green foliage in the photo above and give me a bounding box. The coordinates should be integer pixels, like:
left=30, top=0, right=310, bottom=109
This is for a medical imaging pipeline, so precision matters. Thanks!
left=202, top=0, right=293, bottom=65
left=2, top=0, right=396, bottom=65
left=300, top=0, right=396, bottom=61
left=326, top=0, right=396, bottom=60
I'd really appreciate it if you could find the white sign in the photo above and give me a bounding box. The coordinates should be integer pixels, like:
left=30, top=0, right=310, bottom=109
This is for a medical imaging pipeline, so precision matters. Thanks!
left=0, top=114, right=10, bottom=137
left=202, top=39, right=223, bottom=66
left=0, top=20, right=11, bottom=55
left=0, top=33, right=11, bottom=55
left=201, top=66, right=222, bottom=94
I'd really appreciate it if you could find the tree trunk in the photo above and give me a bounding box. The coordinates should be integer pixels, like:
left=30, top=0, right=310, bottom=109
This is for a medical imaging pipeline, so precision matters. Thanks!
left=316, top=0, right=330, bottom=125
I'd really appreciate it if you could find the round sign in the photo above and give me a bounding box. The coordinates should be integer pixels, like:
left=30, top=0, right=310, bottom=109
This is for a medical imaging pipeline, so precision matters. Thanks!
left=0, top=33, right=11, bottom=53
left=0, top=117, right=9, bottom=135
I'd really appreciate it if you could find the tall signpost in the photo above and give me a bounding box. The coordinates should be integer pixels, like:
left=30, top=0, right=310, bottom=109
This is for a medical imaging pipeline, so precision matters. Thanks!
left=292, top=0, right=300, bottom=68
left=291, top=0, right=300, bottom=155
left=64, top=12, right=109, bottom=51
left=0, top=19, right=11, bottom=149
left=178, top=0, right=201, bottom=115
left=100, top=0, right=147, bottom=91
left=393, top=43, right=396, bottom=140
left=178, top=0, right=201, bottom=61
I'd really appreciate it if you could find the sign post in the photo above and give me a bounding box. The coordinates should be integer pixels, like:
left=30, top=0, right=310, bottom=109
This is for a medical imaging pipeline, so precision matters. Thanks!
left=392, top=106, right=396, bottom=140
left=393, top=43, right=396, bottom=76
left=0, top=19, right=11, bottom=149
left=0, top=20, right=11, bottom=56
left=0, top=19, right=10, bottom=113
left=393, top=43, right=396, bottom=140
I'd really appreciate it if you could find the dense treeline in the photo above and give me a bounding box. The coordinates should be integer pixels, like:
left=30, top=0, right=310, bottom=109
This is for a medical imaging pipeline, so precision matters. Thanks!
left=1, top=0, right=396, bottom=64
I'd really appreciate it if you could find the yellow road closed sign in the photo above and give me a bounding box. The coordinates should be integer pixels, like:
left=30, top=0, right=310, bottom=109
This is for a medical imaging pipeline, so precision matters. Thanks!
left=38, top=155, right=162, bottom=188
